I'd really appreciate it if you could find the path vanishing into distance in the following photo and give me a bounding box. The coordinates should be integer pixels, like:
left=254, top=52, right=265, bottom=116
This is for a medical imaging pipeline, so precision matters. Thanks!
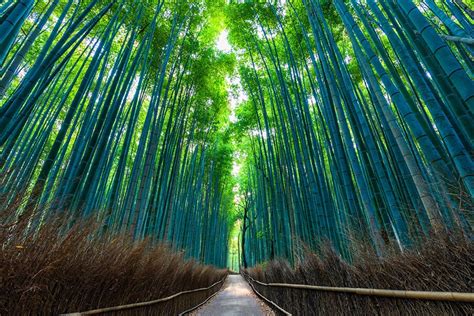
left=2, top=0, right=474, bottom=315
left=192, top=275, right=274, bottom=316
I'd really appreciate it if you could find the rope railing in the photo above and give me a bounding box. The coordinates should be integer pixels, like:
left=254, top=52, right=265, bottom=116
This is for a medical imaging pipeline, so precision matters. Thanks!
left=242, top=272, right=474, bottom=303
left=61, top=275, right=227, bottom=315
left=241, top=271, right=292, bottom=315
left=177, top=288, right=222, bottom=316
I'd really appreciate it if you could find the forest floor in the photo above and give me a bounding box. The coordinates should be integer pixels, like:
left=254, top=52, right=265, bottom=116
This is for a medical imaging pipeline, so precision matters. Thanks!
left=191, top=275, right=274, bottom=316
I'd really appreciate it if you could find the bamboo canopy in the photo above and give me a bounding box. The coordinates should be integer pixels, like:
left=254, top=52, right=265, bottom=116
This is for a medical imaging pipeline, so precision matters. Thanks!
left=1, top=0, right=473, bottom=268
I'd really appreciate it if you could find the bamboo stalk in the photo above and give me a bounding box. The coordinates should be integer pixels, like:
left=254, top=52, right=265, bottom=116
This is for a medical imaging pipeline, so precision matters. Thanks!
left=440, top=34, right=474, bottom=45
left=453, top=0, right=474, bottom=18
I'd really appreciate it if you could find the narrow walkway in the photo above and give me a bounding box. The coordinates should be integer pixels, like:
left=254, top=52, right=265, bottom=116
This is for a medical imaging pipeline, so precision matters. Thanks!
left=191, top=275, right=274, bottom=316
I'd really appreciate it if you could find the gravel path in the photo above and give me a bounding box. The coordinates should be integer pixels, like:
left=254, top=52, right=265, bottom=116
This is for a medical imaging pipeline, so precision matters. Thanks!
left=190, top=274, right=274, bottom=316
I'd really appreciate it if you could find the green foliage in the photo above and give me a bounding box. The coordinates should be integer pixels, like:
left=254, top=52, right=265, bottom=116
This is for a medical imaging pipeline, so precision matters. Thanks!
left=226, top=0, right=474, bottom=266
left=1, top=0, right=473, bottom=270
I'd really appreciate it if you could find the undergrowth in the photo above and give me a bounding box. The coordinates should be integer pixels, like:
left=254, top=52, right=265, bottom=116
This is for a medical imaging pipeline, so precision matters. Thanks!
left=246, top=233, right=473, bottom=315
left=0, top=204, right=227, bottom=315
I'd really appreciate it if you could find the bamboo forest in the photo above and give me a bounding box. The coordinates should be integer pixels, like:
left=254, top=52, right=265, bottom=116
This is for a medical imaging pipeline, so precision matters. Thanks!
left=1, top=0, right=473, bottom=314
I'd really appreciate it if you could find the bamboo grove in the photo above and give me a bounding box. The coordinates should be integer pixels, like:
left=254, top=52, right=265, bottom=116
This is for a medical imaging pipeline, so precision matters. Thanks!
left=0, top=0, right=235, bottom=268
left=227, top=0, right=473, bottom=265
left=1, top=0, right=473, bottom=270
